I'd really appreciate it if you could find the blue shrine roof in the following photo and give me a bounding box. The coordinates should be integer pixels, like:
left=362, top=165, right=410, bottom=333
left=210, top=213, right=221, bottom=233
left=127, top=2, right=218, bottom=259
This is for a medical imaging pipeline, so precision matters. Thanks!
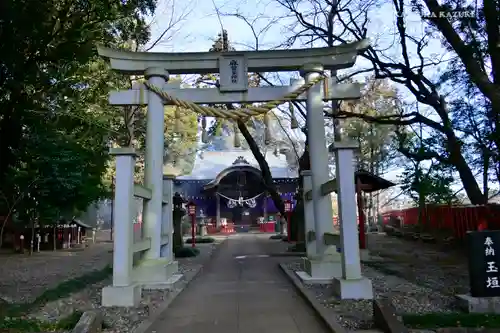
left=176, top=150, right=298, bottom=180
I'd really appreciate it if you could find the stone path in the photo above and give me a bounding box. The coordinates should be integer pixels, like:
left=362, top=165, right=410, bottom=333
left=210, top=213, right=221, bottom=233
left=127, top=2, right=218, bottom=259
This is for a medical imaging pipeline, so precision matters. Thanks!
left=144, top=233, right=329, bottom=333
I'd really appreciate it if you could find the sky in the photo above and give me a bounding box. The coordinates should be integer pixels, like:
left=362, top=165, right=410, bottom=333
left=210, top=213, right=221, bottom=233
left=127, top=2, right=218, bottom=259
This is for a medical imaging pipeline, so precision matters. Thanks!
left=146, top=0, right=285, bottom=53
left=140, top=0, right=479, bottom=202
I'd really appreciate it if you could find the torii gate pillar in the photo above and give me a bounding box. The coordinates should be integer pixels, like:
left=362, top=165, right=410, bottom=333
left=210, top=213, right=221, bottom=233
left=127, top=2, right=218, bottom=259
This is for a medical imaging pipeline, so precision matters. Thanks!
left=134, top=67, right=179, bottom=286
left=143, top=67, right=169, bottom=261
left=297, top=65, right=343, bottom=283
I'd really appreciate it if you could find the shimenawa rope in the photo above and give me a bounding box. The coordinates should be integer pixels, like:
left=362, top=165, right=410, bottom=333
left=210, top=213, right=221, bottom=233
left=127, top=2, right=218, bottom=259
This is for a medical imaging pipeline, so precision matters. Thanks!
left=142, top=74, right=327, bottom=120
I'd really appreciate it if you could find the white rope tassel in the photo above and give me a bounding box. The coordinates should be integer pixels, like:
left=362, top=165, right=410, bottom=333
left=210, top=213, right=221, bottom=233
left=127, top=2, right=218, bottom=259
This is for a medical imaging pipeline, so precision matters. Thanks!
left=264, top=113, right=271, bottom=145
left=201, top=116, right=208, bottom=143
left=233, top=121, right=241, bottom=148
left=174, top=106, right=181, bottom=133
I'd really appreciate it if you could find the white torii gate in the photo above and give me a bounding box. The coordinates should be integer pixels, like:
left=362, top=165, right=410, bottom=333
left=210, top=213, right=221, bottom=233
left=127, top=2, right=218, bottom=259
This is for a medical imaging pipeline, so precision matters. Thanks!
left=99, top=40, right=373, bottom=306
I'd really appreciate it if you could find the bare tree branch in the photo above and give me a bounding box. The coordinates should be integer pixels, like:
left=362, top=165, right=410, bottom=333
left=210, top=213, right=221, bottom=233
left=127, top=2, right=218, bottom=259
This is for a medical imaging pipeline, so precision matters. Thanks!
left=272, top=0, right=488, bottom=204
left=145, top=0, right=194, bottom=51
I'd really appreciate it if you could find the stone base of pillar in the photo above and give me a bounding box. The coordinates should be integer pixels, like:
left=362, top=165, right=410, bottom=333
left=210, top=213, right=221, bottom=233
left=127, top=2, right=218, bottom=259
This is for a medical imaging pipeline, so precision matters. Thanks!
left=159, top=244, right=172, bottom=259
left=133, top=259, right=179, bottom=288
left=295, top=256, right=342, bottom=284
left=305, top=242, right=316, bottom=259
left=142, top=273, right=183, bottom=291
left=332, top=277, right=374, bottom=299
left=101, top=284, right=141, bottom=307
left=359, top=249, right=384, bottom=262
left=456, top=294, right=500, bottom=313
left=360, top=248, right=370, bottom=261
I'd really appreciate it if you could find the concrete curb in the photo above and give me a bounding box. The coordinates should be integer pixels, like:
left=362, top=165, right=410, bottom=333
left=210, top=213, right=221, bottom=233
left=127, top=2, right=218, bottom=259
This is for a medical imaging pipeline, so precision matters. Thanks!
left=269, top=252, right=306, bottom=257
left=278, top=263, right=348, bottom=333
left=71, top=311, right=102, bottom=333
left=373, top=299, right=408, bottom=333
left=132, top=239, right=228, bottom=333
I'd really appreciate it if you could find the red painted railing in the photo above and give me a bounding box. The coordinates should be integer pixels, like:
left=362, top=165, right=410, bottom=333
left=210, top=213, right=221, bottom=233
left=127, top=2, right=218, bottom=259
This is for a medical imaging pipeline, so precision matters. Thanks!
left=381, top=205, right=500, bottom=240
left=131, top=207, right=500, bottom=240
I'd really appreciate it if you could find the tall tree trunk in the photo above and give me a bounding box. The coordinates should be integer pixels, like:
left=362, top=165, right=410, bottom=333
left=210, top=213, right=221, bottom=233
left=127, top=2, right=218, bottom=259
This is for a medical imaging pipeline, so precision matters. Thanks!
left=449, top=145, right=486, bottom=205
left=29, top=214, right=35, bottom=256
left=440, top=101, right=485, bottom=204
left=237, top=120, right=285, bottom=216
left=418, top=191, right=426, bottom=231
left=483, top=148, right=490, bottom=202
left=0, top=106, right=23, bottom=194
left=52, top=225, right=57, bottom=251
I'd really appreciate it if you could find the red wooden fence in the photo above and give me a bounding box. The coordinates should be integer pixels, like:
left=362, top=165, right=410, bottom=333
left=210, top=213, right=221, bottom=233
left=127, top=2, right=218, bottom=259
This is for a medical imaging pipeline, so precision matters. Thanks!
left=132, top=205, right=500, bottom=240
left=381, top=205, right=500, bottom=240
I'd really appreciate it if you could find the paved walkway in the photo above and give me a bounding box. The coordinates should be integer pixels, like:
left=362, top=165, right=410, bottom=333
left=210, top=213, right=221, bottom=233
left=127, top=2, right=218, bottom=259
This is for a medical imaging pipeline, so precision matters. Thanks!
left=145, top=233, right=329, bottom=333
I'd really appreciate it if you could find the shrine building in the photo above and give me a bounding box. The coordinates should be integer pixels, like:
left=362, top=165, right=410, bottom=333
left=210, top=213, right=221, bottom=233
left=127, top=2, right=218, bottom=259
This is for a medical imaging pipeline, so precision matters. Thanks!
left=170, top=151, right=299, bottom=229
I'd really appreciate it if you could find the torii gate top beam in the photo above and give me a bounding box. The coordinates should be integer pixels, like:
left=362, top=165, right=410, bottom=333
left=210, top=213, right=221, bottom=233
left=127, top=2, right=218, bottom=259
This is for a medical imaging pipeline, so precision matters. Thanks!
left=97, top=40, right=370, bottom=75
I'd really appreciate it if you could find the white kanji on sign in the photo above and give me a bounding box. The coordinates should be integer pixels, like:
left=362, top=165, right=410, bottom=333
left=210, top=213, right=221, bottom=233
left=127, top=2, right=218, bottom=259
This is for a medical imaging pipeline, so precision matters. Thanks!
left=487, top=276, right=500, bottom=288
left=487, top=261, right=499, bottom=273
left=486, top=246, right=496, bottom=256
left=485, top=237, right=494, bottom=246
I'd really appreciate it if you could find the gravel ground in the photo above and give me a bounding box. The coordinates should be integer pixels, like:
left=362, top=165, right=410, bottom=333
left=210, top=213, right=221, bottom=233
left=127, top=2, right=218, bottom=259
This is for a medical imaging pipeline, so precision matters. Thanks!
left=285, top=261, right=457, bottom=330
left=27, top=240, right=225, bottom=333
left=366, top=233, right=469, bottom=295
left=284, top=233, right=466, bottom=331
left=0, top=243, right=113, bottom=303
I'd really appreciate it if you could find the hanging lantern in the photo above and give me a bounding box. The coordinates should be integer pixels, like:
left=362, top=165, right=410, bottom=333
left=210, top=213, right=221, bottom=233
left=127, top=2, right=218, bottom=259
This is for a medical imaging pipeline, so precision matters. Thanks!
left=187, top=201, right=196, bottom=216
left=174, top=106, right=181, bottom=133
left=289, top=102, right=299, bottom=129
left=201, top=116, right=208, bottom=143
left=233, top=121, right=241, bottom=148
left=264, top=113, right=271, bottom=145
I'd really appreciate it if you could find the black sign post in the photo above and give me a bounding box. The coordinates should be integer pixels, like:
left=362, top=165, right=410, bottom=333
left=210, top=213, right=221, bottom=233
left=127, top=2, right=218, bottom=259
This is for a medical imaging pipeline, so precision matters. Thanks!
left=467, top=231, right=500, bottom=297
